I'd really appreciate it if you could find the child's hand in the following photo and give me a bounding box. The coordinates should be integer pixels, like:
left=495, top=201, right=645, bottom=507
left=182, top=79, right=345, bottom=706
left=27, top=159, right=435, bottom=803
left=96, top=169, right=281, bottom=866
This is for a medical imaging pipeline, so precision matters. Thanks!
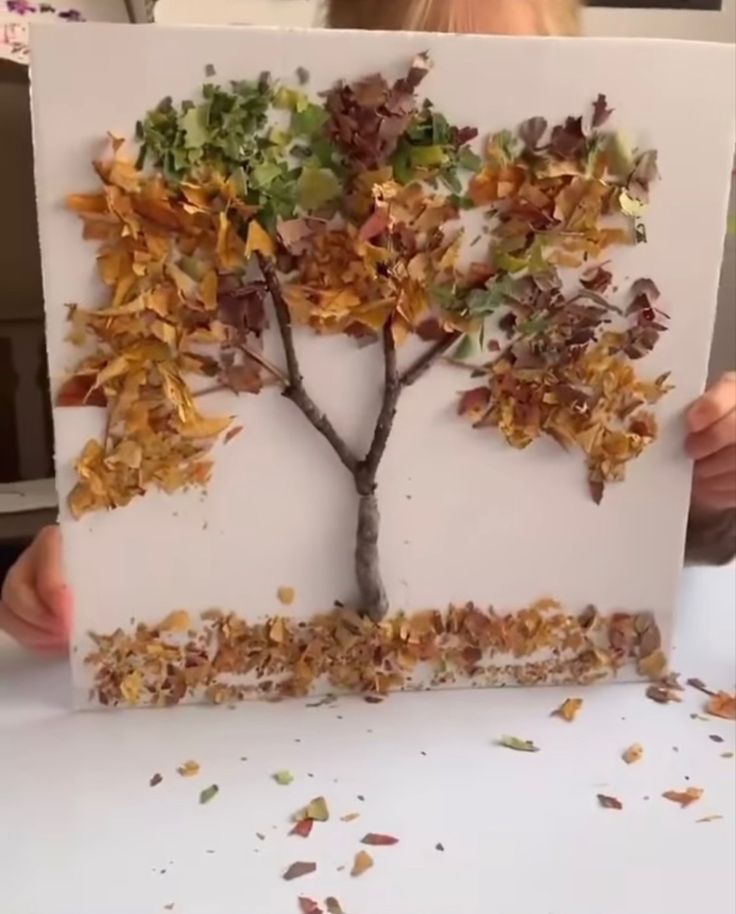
left=687, top=372, right=736, bottom=515
left=0, top=526, right=71, bottom=651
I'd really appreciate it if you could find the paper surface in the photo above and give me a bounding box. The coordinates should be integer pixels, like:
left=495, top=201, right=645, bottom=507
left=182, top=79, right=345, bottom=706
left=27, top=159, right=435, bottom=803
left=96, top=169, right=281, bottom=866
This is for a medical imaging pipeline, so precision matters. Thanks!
left=29, top=24, right=735, bottom=705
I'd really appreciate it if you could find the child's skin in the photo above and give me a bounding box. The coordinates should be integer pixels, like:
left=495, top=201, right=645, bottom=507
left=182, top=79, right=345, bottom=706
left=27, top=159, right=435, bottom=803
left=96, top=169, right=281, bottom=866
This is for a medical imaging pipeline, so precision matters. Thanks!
left=2, top=0, right=734, bottom=651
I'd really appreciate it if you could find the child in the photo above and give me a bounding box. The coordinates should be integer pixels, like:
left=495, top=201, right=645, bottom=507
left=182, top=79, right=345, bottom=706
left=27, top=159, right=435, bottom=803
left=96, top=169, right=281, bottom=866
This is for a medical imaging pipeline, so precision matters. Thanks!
left=2, top=0, right=734, bottom=650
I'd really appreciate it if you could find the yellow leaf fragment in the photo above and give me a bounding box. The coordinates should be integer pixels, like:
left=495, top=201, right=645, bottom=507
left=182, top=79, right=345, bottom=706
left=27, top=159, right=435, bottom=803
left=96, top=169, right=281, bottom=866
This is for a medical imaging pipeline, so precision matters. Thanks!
left=177, top=760, right=201, bottom=778
left=554, top=698, right=583, bottom=722
left=159, top=610, right=191, bottom=633
left=351, top=850, right=373, bottom=877
left=622, top=744, right=644, bottom=765
left=277, top=587, right=296, bottom=606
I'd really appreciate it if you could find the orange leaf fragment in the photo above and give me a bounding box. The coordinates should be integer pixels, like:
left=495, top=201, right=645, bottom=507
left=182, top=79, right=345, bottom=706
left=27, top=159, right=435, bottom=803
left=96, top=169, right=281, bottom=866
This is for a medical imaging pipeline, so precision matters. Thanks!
left=622, top=744, right=644, bottom=765
left=177, top=760, right=201, bottom=778
left=351, top=850, right=374, bottom=877
left=160, top=610, right=191, bottom=634
left=290, top=819, right=314, bottom=839
left=706, top=691, right=736, bottom=720
left=554, top=698, right=583, bottom=722
left=662, top=788, right=704, bottom=808
left=224, top=425, right=244, bottom=445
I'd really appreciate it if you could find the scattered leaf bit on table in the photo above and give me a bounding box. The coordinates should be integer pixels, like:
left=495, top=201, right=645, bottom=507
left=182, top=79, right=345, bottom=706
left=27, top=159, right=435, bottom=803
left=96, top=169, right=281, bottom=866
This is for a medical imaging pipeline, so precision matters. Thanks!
left=298, top=898, right=323, bottom=914
left=696, top=816, right=723, bottom=824
left=284, top=862, right=317, bottom=882
left=691, top=713, right=709, bottom=722
left=291, top=819, right=315, bottom=838
left=86, top=600, right=662, bottom=707
left=325, top=899, right=346, bottom=914
left=622, top=744, right=644, bottom=765
left=707, top=691, right=736, bottom=720
left=274, top=770, right=295, bottom=786
left=662, top=788, right=704, bottom=808
left=554, top=698, right=583, bottom=721
left=164, top=905, right=174, bottom=911
left=224, top=425, right=244, bottom=445
left=351, top=850, right=374, bottom=877
left=499, top=736, right=540, bottom=753
left=199, top=784, right=219, bottom=805
left=722, top=752, right=734, bottom=759
left=149, top=773, right=163, bottom=787
left=598, top=794, right=623, bottom=810
left=709, top=734, right=724, bottom=743
left=296, top=797, right=330, bottom=823
left=177, top=760, right=201, bottom=777
left=435, top=843, right=445, bottom=852
left=361, top=833, right=399, bottom=846
left=278, top=587, right=296, bottom=606
left=646, top=683, right=682, bottom=705
left=687, top=677, right=715, bottom=697
left=341, top=813, right=360, bottom=823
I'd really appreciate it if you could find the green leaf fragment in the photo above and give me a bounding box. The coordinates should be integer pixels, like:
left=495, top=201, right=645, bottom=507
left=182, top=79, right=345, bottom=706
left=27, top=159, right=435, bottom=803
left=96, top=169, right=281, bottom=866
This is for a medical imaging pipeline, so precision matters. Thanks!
left=291, top=103, right=329, bottom=138
left=498, top=736, right=540, bottom=753
left=457, top=147, right=483, bottom=173
left=409, top=145, right=447, bottom=168
left=199, top=784, right=219, bottom=804
left=204, top=63, right=216, bottom=78
left=296, top=165, right=341, bottom=211
left=453, top=333, right=480, bottom=362
left=273, top=85, right=309, bottom=113
left=179, top=105, right=210, bottom=149
left=274, top=770, right=295, bottom=786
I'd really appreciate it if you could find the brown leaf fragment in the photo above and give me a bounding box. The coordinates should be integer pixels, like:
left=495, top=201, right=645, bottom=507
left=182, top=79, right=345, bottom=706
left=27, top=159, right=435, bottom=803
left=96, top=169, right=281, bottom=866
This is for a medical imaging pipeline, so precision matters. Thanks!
left=224, top=425, right=244, bottom=444
left=341, top=813, right=360, bottom=823
left=709, top=734, right=724, bottom=743
left=591, top=93, right=614, bottom=128
left=662, top=788, right=704, bottom=808
left=696, top=816, right=723, bottom=824
left=722, top=753, right=734, bottom=759
left=646, top=684, right=681, bottom=705
left=598, top=794, right=623, bottom=811
left=554, top=697, right=583, bottom=722
left=361, top=833, right=399, bottom=846
left=458, top=386, right=491, bottom=418
left=622, top=744, right=644, bottom=765
left=325, top=899, right=346, bottom=914
left=164, top=905, right=175, bottom=912
left=707, top=691, right=736, bottom=720
left=149, top=773, right=163, bottom=787
left=687, top=677, right=715, bottom=697
left=351, top=850, right=374, bottom=877
left=435, top=842, right=445, bottom=852
left=284, top=862, right=317, bottom=881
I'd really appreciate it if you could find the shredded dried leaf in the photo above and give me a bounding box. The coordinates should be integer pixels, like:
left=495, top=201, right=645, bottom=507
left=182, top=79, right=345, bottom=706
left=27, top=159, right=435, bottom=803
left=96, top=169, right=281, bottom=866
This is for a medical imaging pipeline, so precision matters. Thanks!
left=351, top=850, right=374, bottom=877
left=554, top=697, right=583, bottom=721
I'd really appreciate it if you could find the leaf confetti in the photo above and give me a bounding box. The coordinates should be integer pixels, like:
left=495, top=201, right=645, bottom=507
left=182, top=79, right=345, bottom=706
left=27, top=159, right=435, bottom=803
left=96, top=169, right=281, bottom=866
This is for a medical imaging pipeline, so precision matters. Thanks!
left=351, top=850, right=374, bottom=877
left=662, top=788, right=704, bottom=808
left=554, top=698, right=583, bottom=722
left=199, top=784, right=219, bottom=805
left=498, top=736, right=540, bottom=753
left=361, top=833, right=399, bottom=846
left=597, top=794, right=623, bottom=811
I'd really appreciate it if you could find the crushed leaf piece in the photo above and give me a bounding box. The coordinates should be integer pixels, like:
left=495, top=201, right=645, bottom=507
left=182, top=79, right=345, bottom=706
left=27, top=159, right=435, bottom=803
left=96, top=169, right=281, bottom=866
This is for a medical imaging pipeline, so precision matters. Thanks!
left=622, top=744, right=644, bottom=765
left=662, top=788, right=704, bottom=808
left=291, top=819, right=314, bottom=838
left=709, top=734, right=724, bottom=743
left=297, top=797, right=329, bottom=822
left=177, top=760, right=201, bottom=778
left=435, top=842, right=445, bottom=852
left=351, top=850, right=374, bottom=877
left=199, top=784, right=219, bottom=805
left=284, top=862, right=317, bottom=881
left=707, top=691, right=736, bottom=720
left=274, top=770, right=295, bottom=786
left=554, top=697, right=583, bottom=721
left=499, top=736, right=540, bottom=753
left=149, top=773, right=163, bottom=787
left=598, top=794, right=623, bottom=810
left=361, top=833, right=399, bottom=846
left=687, top=677, right=715, bottom=696
left=278, top=586, right=296, bottom=606
left=299, top=899, right=323, bottom=914
left=325, top=899, right=345, bottom=914
left=696, top=815, right=723, bottom=824
left=341, top=813, right=360, bottom=823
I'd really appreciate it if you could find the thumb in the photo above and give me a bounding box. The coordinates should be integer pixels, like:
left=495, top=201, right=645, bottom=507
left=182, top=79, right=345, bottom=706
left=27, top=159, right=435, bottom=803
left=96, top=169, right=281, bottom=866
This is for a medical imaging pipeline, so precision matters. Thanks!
left=687, top=392, right=720, bottom=435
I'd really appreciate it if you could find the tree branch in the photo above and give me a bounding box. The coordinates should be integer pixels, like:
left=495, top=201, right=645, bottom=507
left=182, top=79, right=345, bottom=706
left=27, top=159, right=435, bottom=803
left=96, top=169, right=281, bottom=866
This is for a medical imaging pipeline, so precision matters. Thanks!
left=358, top=322, right=400, bottom=493
left=257, top=253, right=359, bottom=475
left=399, top=330, right=462, bottom=388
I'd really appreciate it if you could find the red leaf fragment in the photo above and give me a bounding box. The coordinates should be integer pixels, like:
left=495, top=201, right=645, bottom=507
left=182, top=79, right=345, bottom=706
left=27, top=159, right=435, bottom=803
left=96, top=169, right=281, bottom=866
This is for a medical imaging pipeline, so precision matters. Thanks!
left=290, top=819, right=314, bottom=838
left=361, top=833, right=399, bottom=846
left=224, top=425, right=244, bottom=444
left=417, top=318, right=448, bottom=342
left=458, top=387, right=491, bottom=417
left=284, top=861, right=317, bottom=881
left=597, top=794, right=623, bottom=811
left=57, top=374, right=107, bottom=407
left=298, top=898, right=323, bottom=914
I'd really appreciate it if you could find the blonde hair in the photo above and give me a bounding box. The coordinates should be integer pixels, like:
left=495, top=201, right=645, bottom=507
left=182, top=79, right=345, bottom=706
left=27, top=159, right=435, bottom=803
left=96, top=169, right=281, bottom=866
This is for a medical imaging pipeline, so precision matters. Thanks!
left=327, top=0, right=582, bottom=37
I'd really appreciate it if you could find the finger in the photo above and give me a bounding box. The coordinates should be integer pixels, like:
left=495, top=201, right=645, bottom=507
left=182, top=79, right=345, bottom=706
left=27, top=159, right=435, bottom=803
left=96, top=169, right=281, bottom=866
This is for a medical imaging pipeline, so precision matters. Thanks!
left=692, top=478, right=736, bottom=512
left=686, top=408, right=736, bottom=461
left=0, top=600, right=65, bottom=651
left=687, top=372, right=736, bottom=434
left=1, top=564, right=57, bottom=632
left=33, top=526, right=72, bottom=633
left=694, top=444, right=736, bottom=480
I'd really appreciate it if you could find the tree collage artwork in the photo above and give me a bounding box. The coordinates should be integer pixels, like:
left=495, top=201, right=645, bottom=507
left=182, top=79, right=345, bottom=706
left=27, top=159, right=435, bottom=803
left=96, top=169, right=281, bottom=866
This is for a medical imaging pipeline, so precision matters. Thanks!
left=32, top=28, right=732, bottom=708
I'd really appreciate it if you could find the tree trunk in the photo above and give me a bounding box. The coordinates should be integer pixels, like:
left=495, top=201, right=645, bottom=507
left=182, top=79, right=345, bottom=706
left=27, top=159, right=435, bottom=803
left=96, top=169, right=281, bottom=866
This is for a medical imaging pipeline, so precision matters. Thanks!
left=355, top=490, right=388, bottom=623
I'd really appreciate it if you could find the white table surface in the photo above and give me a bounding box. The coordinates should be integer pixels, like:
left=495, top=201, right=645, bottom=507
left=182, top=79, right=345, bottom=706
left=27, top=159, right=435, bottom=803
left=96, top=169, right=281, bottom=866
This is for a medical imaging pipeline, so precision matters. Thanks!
left=1, top=566, right=734, bottom=914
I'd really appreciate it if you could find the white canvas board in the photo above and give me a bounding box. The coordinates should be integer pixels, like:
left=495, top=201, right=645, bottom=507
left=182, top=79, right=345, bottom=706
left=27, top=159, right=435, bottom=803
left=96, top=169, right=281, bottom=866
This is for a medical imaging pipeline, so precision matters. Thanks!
left=29, top=24, right=735, bottom=706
